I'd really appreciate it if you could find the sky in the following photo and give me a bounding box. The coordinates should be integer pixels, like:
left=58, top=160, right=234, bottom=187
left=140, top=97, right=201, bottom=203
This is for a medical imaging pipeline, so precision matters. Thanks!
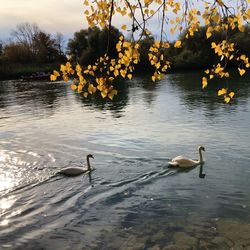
left=0, top=0, right=239, bottom=44
left=0, top=0, right=87, bottom=41
left=0, top=0, right=172, bottom=43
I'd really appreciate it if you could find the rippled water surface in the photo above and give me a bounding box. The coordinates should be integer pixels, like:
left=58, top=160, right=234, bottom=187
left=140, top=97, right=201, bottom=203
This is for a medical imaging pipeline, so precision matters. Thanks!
left=1, top=72, right=250, bottom=249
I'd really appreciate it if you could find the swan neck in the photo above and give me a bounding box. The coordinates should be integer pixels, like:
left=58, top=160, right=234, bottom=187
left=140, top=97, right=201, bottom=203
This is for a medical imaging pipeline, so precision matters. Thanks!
left=198, top=149, right=203, bottom=163
left=86, top=156, right=91, bottom=170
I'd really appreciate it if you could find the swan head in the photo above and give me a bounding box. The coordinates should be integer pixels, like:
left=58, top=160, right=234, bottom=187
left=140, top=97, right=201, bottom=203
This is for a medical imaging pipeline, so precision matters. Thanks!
left=87, top=154, right=94, bottom=159
left=198, top=146, right=205, bottom=152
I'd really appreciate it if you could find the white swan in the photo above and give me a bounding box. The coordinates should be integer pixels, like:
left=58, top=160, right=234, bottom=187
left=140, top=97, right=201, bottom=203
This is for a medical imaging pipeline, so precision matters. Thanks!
left=168, top=146, right=205, bottom=168
left=59, top=154, right=94, bottom=176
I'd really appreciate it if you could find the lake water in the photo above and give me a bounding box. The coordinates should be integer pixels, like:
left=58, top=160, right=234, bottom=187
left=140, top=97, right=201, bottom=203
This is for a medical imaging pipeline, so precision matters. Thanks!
left=0, top=72, right=250, bottom=249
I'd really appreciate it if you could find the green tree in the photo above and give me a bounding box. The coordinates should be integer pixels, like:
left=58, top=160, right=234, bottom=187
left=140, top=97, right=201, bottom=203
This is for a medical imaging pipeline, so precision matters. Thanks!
left=33, top=31, right=62, bottom=63
left=3, top=42, right=32, bottom=63
left=3, top=23, right=66, bottom=64
left=0, top=42, right=3, bottom=56
left=166, top=24, right=250, bottom=70
left=67, top=26, right=122, bottom=65
left=67, top=29, right=88, bottom=62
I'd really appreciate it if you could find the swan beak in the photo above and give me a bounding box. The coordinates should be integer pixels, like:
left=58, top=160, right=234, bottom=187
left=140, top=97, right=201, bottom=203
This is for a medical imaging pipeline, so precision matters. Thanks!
left=90, top=155, right=94, bottom=159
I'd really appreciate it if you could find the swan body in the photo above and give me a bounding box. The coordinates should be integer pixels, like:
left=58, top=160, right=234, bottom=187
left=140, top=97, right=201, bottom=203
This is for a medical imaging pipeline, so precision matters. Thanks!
left=60, top=154, right=94, bottom=176
left=168, top=146, right=205, bottom=168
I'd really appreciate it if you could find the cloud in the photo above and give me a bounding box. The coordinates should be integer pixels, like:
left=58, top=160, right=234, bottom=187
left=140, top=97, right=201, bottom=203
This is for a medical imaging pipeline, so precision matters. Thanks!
left=0, top=0, right=87, bottom=41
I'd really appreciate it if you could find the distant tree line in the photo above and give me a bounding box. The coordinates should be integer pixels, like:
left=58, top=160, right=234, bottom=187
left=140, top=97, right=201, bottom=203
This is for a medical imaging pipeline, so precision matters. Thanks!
left=0, top=23, right=65, bottom=65
left=166, top=25, right=250, bottom=70
left=66, top=24, right=250, bottom=72
left=0, top=22, right=249, bottom=80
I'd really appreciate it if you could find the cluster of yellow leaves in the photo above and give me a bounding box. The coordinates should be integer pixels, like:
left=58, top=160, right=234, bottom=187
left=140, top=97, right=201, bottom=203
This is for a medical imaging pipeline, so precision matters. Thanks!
left=211, top=41, right=235, bottom=59
left=185, top=8, right=201, bottom=38
left=51, top=36, right=141, bottom=100
left=115, top=35, right=140, bottom=79
left=201, top=1, right=249, bottom=38
left=148, top=41, right=171, bottom=82
left=237, top=54, right=250, bottom=76
left=50, top=56, right=119, bottom=100
left=51, top=0, right=250, bottom=103
left=217, top=88, right=235, bottom=103
left=200, top=0, right=249, bottom=104
left=84, top=0, right=112, bottom=28
left=202, top=64, right=231, bottom=100
left=202, top=37, right=249, bottom=102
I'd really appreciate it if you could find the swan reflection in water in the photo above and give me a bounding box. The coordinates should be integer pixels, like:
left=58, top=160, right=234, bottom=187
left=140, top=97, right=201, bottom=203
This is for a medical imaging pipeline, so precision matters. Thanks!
left=199, top=164, right=206, bottom=178
left=174, top=164, right=206, bottom=179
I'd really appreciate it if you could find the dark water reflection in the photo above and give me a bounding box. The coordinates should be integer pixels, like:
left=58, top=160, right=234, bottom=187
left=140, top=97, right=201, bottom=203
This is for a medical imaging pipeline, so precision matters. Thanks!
left=168, top=71, right=250, bottom=117
left=0, top=73, right=250, bottom=249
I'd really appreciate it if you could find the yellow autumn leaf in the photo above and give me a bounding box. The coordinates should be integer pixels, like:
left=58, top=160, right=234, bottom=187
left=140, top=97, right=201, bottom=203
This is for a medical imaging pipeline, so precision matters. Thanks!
left=50, top=74, right=57, bottom=81
left=101, top=91, right=107, bottom=98
left=60, top=64, right=66, bottom=72
left=71, top=84, right=77, bottom=91
left=53, top=70, right=60, bottom=77
left=120, top=69, right=126, bottom=78
left=133, top=59, right=138, bottom=64
left=152, top=75, right=156, bottom=82
left=108, top=89, right=118, bottom=100
left=150, top=9, right=155, bottom=15
left=238, top=68, right=246, bottom=76
left=134, top=43, right=140, bottom=49
left=88, top=84, right=96, bottom=94
left=238, top=25, right=245, bottom=32
left=170, top=28, right=175, bottom=34
left=206, top=26, right=213, bottom=39
left=114, top=69, right=119, bottom=77
left=229, top=92, right=235, bottom=98
left=240, top=54, right=246, bottom=61
left=62, top=75, right=69, bottom=82
left=206, top=29, right=212, bottom=38
left=224, top=96, right=230, bottom=103
left=174, top=40, right=182, bottom=48
left=155, top=62, right=161, bottom=69
left=218, top=88, right=227, bottom=96
left=83, top=92, right=88, bottom=98
left=121, top=25, right=127, bottom=30
left=77, top=84, right=83, bottom=93
left=127, top=74, right=132, bottom=80
left=211, top=42, right=216, bottom=48
left=163, top=42, right=170, bottom=48
left=202, top=77, right=208, bottom=89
